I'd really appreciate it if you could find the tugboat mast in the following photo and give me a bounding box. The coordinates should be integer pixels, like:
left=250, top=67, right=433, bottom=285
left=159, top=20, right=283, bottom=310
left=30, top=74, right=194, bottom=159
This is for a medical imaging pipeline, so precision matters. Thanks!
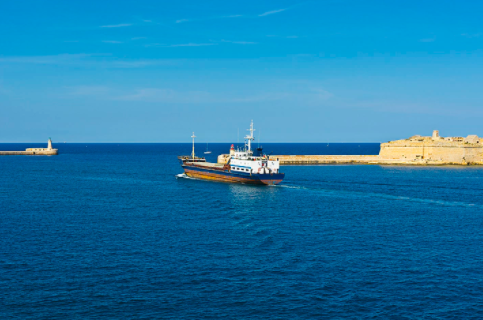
left=245, top=120, right=255, bottom=153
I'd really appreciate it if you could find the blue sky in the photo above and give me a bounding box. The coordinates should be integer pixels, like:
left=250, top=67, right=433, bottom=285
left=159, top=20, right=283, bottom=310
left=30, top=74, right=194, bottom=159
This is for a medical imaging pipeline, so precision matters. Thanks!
left=1, top=0, right=482, bottom=142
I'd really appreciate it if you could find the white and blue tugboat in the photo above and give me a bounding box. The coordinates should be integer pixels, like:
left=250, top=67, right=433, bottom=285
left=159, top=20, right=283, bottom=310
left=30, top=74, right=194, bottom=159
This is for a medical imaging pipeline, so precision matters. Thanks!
left=179, top=121, right=285, bottom=185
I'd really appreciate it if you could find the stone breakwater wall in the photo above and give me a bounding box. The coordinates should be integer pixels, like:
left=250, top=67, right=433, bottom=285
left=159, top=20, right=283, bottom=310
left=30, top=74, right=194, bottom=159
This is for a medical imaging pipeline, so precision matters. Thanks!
left=0, top=139, right=58, bottom=156
left=267, top=154, right=483, bottom=165
left=268, top=155, right=382, bottom=165
left=0, top=150, right=58, bottom=155
left=219, top=154, right=413, bottom=165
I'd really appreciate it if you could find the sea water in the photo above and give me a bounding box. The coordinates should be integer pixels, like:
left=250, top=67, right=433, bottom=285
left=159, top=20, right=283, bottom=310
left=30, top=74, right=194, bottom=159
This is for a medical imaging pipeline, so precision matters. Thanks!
left=1, top=143, right=483, bottom=319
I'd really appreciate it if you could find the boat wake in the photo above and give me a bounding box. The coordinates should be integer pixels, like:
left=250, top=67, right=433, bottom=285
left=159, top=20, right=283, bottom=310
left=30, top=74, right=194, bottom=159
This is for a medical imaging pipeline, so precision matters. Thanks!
left=175, top=173, right=199, bottom=180
left=277, top=183, right=480, bottom=208
left=278, top=184, right=307, bottom=190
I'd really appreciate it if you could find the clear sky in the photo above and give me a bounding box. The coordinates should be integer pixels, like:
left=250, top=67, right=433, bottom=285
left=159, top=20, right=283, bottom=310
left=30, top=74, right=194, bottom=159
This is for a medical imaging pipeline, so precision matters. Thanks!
left=1, top=0, right=482, bottom=142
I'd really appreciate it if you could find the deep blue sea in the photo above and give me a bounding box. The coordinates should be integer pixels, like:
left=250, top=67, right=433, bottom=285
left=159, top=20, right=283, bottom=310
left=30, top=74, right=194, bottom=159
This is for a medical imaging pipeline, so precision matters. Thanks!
left=2, top=143, right=483, bottom=319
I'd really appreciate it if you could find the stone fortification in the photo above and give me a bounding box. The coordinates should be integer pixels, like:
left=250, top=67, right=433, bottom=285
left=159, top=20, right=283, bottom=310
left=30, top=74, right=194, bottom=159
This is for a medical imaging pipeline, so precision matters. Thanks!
left=378, top=130, right=483, bottom=165
left=0, top=138, right=58, bottom=156
left=217, top=131, right=483, bottom=166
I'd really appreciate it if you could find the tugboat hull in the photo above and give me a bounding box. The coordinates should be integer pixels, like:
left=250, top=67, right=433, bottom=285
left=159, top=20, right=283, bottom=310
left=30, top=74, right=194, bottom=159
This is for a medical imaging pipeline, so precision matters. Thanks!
left=183, top=165, right=284, bottom=185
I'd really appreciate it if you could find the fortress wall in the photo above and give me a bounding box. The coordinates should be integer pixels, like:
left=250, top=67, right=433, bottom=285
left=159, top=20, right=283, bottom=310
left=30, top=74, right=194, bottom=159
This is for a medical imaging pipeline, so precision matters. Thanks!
left=457, top=147, right=483, bottom=164
left=380, top=143, right=483, bottom=164
left=379, top=145, right=424, bottom=160
left=425, top=146, right=466, bottom=162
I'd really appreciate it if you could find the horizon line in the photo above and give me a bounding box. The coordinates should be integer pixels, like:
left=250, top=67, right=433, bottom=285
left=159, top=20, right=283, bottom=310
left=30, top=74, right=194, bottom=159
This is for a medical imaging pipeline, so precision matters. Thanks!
left=0, top=141, right=384, bottom=144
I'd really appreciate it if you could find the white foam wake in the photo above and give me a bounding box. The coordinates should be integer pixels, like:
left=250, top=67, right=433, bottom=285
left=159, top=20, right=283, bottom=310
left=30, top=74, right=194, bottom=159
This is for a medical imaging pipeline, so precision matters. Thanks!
left=279, top=183, right=480, bottom=208
left=175, top=173, right=199, bottom=180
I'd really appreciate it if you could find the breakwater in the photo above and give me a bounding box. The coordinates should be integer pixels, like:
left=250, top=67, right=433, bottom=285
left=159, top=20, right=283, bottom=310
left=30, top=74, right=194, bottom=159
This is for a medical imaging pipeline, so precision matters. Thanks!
left=269, top=155, right=386, bottom=165
left=266, top=154, right=480, bottom=165
left=0, top=139, right=58, bottom=156
left=0, top=150, right=58, bottom=156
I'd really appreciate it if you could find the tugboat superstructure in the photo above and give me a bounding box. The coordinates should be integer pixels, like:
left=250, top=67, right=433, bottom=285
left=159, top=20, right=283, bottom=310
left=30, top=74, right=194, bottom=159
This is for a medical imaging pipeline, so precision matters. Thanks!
left=179, top=121, right=285, bottom=185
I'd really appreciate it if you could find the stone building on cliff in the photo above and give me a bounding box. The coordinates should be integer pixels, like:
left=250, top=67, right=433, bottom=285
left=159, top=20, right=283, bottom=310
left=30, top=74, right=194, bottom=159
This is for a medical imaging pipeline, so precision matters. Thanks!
left=379, top=130, right=483, bottom=164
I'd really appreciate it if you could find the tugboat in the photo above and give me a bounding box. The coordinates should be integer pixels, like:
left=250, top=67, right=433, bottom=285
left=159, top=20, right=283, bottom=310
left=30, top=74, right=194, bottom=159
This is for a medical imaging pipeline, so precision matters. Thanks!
left=178, top=121, right=285, bottom=185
